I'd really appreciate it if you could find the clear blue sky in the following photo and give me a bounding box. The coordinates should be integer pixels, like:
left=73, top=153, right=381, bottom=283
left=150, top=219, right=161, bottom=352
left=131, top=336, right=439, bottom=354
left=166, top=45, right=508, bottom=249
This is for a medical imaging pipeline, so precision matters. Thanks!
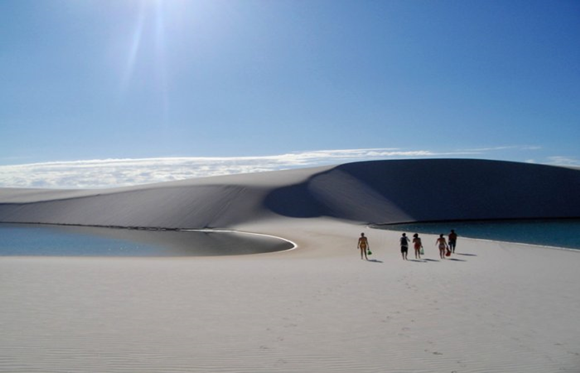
left=1, top=0, right=579, bottom=167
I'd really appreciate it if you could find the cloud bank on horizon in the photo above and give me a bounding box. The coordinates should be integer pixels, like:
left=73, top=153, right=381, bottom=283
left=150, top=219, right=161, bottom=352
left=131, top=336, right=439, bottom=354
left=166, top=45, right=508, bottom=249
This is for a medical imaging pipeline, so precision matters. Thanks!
left=1, top=147, right=576, bottom=189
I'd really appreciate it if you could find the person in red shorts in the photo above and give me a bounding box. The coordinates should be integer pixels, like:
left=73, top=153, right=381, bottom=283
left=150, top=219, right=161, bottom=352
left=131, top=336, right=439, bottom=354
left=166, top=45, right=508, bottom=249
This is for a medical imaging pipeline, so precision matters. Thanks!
left=413, top=233, right=423, bottom=259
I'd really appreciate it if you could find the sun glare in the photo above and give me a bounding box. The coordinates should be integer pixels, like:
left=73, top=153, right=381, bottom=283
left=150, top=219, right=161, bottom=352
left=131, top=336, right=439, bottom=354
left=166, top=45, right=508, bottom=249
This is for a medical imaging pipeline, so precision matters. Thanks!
left=120, top=0, right=172, bottom=123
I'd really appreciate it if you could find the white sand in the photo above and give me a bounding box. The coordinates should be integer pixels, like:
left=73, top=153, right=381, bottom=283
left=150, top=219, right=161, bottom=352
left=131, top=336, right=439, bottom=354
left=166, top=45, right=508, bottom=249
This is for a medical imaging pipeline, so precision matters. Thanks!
left=1, top=159, right=580, bottom=372
left=1, top=219, right=579, bottom=372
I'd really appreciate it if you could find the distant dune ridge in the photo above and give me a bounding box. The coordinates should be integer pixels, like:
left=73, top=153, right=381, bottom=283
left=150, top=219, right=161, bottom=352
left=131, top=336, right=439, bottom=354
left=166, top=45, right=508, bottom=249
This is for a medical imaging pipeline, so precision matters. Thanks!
left=1, top=159, right=579, bottom=229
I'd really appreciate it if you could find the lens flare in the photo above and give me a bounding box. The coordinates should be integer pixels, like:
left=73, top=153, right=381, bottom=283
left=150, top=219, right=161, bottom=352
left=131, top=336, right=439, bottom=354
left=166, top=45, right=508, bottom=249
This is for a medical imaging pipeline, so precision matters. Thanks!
left=120, top=2, right=146, bottom=95
left=120, top=0, right=170, bottom=126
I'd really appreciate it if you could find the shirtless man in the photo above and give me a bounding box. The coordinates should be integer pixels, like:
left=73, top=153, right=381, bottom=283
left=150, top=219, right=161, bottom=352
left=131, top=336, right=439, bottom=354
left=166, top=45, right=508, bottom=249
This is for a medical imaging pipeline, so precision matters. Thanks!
left=448, top=229, right=458, bottom=253
left=358, top=233, right=369, bottom=260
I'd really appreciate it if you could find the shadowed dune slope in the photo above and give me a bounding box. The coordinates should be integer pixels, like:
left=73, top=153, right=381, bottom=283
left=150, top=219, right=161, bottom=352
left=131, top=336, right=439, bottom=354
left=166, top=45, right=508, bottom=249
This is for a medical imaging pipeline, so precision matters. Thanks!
left=1, top=159, right=579, bottom=228
left=266, top=159, right=580, bottom=223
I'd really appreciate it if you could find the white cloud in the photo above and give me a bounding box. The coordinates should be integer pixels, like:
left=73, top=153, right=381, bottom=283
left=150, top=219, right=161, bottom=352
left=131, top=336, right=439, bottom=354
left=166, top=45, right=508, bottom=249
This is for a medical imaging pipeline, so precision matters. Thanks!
left=0, top=147, right=518, bottom=189
left=546, top=156, right=580, bottom=167
left=457, top=145, right=542, bottom=152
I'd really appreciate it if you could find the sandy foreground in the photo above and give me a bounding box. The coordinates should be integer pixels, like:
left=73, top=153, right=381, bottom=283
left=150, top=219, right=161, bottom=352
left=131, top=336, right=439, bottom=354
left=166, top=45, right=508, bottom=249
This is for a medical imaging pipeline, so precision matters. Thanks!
left=1, top=218, right=579, bottom=373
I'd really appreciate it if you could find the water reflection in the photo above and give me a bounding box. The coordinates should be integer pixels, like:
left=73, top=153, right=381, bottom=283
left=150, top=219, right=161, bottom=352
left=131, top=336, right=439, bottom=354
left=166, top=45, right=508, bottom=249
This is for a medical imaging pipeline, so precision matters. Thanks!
left=0, top=224, right=294, bottom=257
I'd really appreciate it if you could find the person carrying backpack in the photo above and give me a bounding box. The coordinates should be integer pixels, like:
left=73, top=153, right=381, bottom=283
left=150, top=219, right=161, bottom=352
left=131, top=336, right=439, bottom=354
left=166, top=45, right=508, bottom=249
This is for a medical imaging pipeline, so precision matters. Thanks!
left=400, top=233, right=410, bottom=260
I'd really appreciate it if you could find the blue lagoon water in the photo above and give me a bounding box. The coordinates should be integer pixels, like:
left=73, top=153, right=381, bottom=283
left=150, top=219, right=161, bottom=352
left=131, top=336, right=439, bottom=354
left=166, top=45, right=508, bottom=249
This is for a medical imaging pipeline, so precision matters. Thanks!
left=374, top=219, right=580, bottom=250
left=0, top=224, right=293, bottom=257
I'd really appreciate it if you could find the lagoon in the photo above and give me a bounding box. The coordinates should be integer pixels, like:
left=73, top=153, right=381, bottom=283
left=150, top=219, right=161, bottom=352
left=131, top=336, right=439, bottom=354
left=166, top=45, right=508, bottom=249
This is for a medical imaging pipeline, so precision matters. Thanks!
left=373, top=219, right=580, bottom=250
left=0, top=224, right=293, bottom=257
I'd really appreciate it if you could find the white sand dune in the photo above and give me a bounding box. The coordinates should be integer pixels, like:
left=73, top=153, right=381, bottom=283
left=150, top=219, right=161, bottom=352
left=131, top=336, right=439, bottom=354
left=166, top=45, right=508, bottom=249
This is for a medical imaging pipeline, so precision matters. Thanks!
left=1, top=159, right=580, bottom=372
left=1, top=159, right=580, bottom=228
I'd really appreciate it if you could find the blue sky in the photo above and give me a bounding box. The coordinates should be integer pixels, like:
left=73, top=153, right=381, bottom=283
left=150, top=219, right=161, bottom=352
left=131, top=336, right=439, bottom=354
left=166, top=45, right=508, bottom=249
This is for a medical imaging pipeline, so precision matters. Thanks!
left=1, top=0, right=579, bottom=187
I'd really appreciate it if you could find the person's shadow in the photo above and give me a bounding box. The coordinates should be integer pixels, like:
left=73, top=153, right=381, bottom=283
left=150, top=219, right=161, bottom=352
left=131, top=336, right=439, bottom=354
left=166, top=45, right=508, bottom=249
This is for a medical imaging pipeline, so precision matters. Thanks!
left=367, top=259, right=383, bottom=263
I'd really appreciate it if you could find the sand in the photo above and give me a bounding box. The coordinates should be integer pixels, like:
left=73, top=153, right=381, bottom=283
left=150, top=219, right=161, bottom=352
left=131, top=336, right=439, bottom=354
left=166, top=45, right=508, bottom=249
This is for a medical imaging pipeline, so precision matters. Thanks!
left=1, top=159, right=579, bottom=372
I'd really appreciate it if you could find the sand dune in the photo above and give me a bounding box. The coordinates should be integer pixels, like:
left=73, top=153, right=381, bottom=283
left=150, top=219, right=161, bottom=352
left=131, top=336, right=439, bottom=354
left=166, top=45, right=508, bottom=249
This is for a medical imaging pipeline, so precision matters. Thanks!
left=267, top=159, right=580, bottom=223
left=1, top=159, right=579, bottom=228
left=1, top=159, right=580, bottom=373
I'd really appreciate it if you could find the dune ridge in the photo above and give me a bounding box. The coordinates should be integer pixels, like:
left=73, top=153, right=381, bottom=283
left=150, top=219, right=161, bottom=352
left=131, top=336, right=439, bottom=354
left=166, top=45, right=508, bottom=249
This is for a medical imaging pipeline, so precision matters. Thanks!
left=1, top=159, right=580, bottom=229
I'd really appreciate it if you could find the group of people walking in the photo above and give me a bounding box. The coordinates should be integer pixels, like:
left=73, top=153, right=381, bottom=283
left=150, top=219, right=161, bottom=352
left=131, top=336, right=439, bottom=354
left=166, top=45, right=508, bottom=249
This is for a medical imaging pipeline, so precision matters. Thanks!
left=357, top=230, right=458, bottom=260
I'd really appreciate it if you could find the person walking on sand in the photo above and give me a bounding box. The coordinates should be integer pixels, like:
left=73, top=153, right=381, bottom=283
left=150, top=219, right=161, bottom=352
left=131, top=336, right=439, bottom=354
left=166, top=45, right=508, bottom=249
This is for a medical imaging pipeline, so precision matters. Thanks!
left=436, top=234, right=448, bottom=259
left=400, top=233, right=410, bottom=260
left=413, top=233, right=423, bottom=259
left=448, top=229, right=458, bottom=253
left=358, top=233, right=369, bottom=260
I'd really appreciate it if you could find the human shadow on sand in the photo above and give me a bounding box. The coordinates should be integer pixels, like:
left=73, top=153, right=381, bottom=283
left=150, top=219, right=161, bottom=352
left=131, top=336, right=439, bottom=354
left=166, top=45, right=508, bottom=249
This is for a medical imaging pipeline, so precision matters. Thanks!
left=409, top=259, right=427, bottom=263
left=456, top=253, right=477, bottom=257
left=423, top=259, right=440, bottom=262
left=367, top=259, right=383, bottom=263
left=447, top=258, right=467, bottom=262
